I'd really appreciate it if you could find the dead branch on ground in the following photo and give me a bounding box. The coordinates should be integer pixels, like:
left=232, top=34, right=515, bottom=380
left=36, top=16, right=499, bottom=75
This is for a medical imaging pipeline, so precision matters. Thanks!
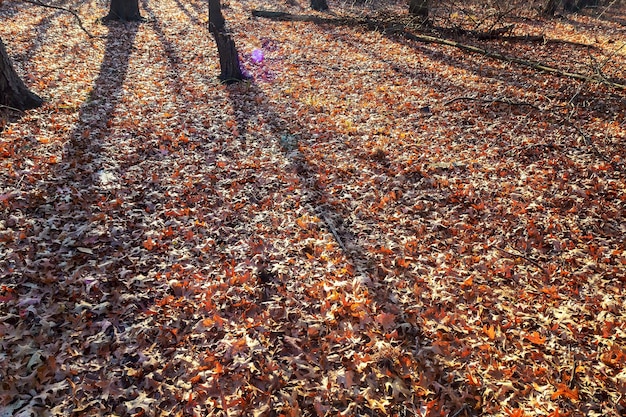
left=21, top=0, right=101, bottom=38
left=252, top=9, right=626, bottom=90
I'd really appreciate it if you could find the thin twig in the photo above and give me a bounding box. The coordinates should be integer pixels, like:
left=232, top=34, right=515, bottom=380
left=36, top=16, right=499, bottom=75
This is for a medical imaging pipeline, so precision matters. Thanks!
left=320, top=213, right=349, bottom=254
left=569, top=357, right=578, bottom=389
left=21, top=0, right=101, bottom=39
left=444, top=96, right=541, bottom=110
left=449, top=404, right=469, bottom=417
left=570, top=122, right=612, bottom=163
left=600, top=42, right=626, bottom=72
left=596, top=0, right=619, bottom=20
left=0, top=104, right=25, bottom=113
left=493, top=245, right=546, bottom=273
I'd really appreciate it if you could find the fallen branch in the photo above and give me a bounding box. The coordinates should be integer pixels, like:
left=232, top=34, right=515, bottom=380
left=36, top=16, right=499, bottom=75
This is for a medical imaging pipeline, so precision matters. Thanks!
left=597, top=0, right=620, bottom=20
left=397, top=30, right=626, bottom=90
left=435, top=24, right=516, bottom=40
left=444, top=96, right=541, bottom=110
left=252, top=9, right=626, bottom=91
left=252, top=10, right=339, bottom=24
left=0, top=104, right=25, bottom=113
left=21, top=0, right=101, bottom=39
left=569, top=120, right=612, bottom=163
left=494, top=34, right=596, bottom=49
left=493, top=245, right=548, bottom=275
left=320, top=213, right=349, bottom=254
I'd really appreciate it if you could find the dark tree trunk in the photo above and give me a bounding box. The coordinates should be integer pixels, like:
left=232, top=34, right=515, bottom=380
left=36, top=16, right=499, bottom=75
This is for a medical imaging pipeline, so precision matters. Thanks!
left=544, top=0, right=597, bottom=16
left=563, top=0, right=578, bottom=11
left=311, top=0, right=329, bottom=12
left=208, top=0, right=247, bottom=84
left=0, top=37, right=43, bottom=111
left=575, top=0, right=598, bottom=10
left=543, top=0, right=560, bottom=16
left=409, top=0, right=429, bottom=22
left=104, top=0, right=142, bottom=21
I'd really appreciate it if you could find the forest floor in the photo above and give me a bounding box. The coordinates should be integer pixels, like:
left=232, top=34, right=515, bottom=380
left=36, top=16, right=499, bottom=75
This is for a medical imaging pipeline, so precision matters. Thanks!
left=1, top=0, right=625, bottom=416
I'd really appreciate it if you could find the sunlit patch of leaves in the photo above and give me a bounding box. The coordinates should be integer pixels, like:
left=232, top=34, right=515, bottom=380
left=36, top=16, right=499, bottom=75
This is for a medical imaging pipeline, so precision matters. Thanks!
left=1, top=0, right=625, bottom=416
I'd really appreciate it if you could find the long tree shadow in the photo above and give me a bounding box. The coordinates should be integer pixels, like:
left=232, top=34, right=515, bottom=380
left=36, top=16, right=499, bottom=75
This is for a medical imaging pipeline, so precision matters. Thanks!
left=3, top=18, right=144, bottom=415
left=11, top=10, right=64, bottom=64
left=142, top=0, right=189, bottom=97
left=223, top=74, right=475, bottom=414
left=171, top=0, right=206, bottom=27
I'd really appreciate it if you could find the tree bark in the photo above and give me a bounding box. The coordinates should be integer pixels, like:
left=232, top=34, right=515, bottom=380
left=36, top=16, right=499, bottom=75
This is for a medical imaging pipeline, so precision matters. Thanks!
left=563, top=0, right=578, bottom=11
left=311, top=0, right=329, bottom=12
left=409, top=0, right=429, bottom=22
left=575, top=0, right=599, bottom=10
left=104, top=0, right=142, bottom=21
left=208, top=0, right=247, bottom=83
left=0, top=37, right=43, bottom=111
left=543, top=0, right=560, bottom=16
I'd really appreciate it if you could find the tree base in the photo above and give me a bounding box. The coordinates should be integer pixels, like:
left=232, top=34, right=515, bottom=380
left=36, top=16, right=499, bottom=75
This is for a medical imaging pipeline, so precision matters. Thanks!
left=1, top=38, right=43, bottom=111
left=102, top=13, right=145, bottom=22
left=0, top=89, right=43, bottom=111
left=219, top=74, right=252, bottom=85
left=311, top=0, right=329, bottom=12
left=102, top=0, right=143, bottom=22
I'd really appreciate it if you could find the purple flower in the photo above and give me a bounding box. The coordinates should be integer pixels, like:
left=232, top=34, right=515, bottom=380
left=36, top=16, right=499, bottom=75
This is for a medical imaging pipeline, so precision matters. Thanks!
left=251, top=48, right=264, bottom=64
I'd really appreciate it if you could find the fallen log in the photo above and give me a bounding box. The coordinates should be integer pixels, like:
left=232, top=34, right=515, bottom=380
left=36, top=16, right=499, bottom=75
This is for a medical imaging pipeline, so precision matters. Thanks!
left=252, top=9, right=626, bottom=91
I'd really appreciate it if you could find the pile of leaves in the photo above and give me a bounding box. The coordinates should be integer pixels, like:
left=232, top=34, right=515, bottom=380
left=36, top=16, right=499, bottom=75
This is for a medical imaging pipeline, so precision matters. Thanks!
left=1, top=0, right=625, bottom=416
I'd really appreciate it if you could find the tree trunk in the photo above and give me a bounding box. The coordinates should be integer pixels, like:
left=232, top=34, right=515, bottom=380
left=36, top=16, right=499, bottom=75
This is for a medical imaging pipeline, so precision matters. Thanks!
left=208, top=0, right=247, bottom=84
left=104, top=0, right=142, bottom=21
left=311, top=0, right=329, bottom=12
left=563, top=0, right=578, bottom=11
left=0, top=37, right=43, bottom=111
left=576, top=0, right=599, bottom=10
left=409, top=0, right=429, bottom=22
left=543, top=0, right=560, bottom=16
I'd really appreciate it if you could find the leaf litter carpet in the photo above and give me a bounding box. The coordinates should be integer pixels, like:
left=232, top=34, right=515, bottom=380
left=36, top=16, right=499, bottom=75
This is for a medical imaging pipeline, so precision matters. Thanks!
left=1, top=0, right=625, bottom=416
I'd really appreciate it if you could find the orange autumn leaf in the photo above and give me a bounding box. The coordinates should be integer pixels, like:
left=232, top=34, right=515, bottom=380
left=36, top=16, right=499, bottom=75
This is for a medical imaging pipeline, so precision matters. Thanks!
left=395, top=257, right=410, bottom=268
left=466, top=372, right=480, bottom=386
left=526, top=331, right=547, bottom=345
left=296, top=217, right=309, bottom=229
left=504, top=408, right=526, bottom=417
left=546, top=407, right=568, bottom=417
left=143, top=237, right=155, bottom=251
left=483, top=325, right=496, bottom=340
left=551, top=383, right=579, bottom=401
left=3, top=2, right=625, bottom=415
left=600, top=344, right=626, bottom=367
left=377, top=246, right=394, bottom=255
left=213, top=361, right=224, bottom=375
